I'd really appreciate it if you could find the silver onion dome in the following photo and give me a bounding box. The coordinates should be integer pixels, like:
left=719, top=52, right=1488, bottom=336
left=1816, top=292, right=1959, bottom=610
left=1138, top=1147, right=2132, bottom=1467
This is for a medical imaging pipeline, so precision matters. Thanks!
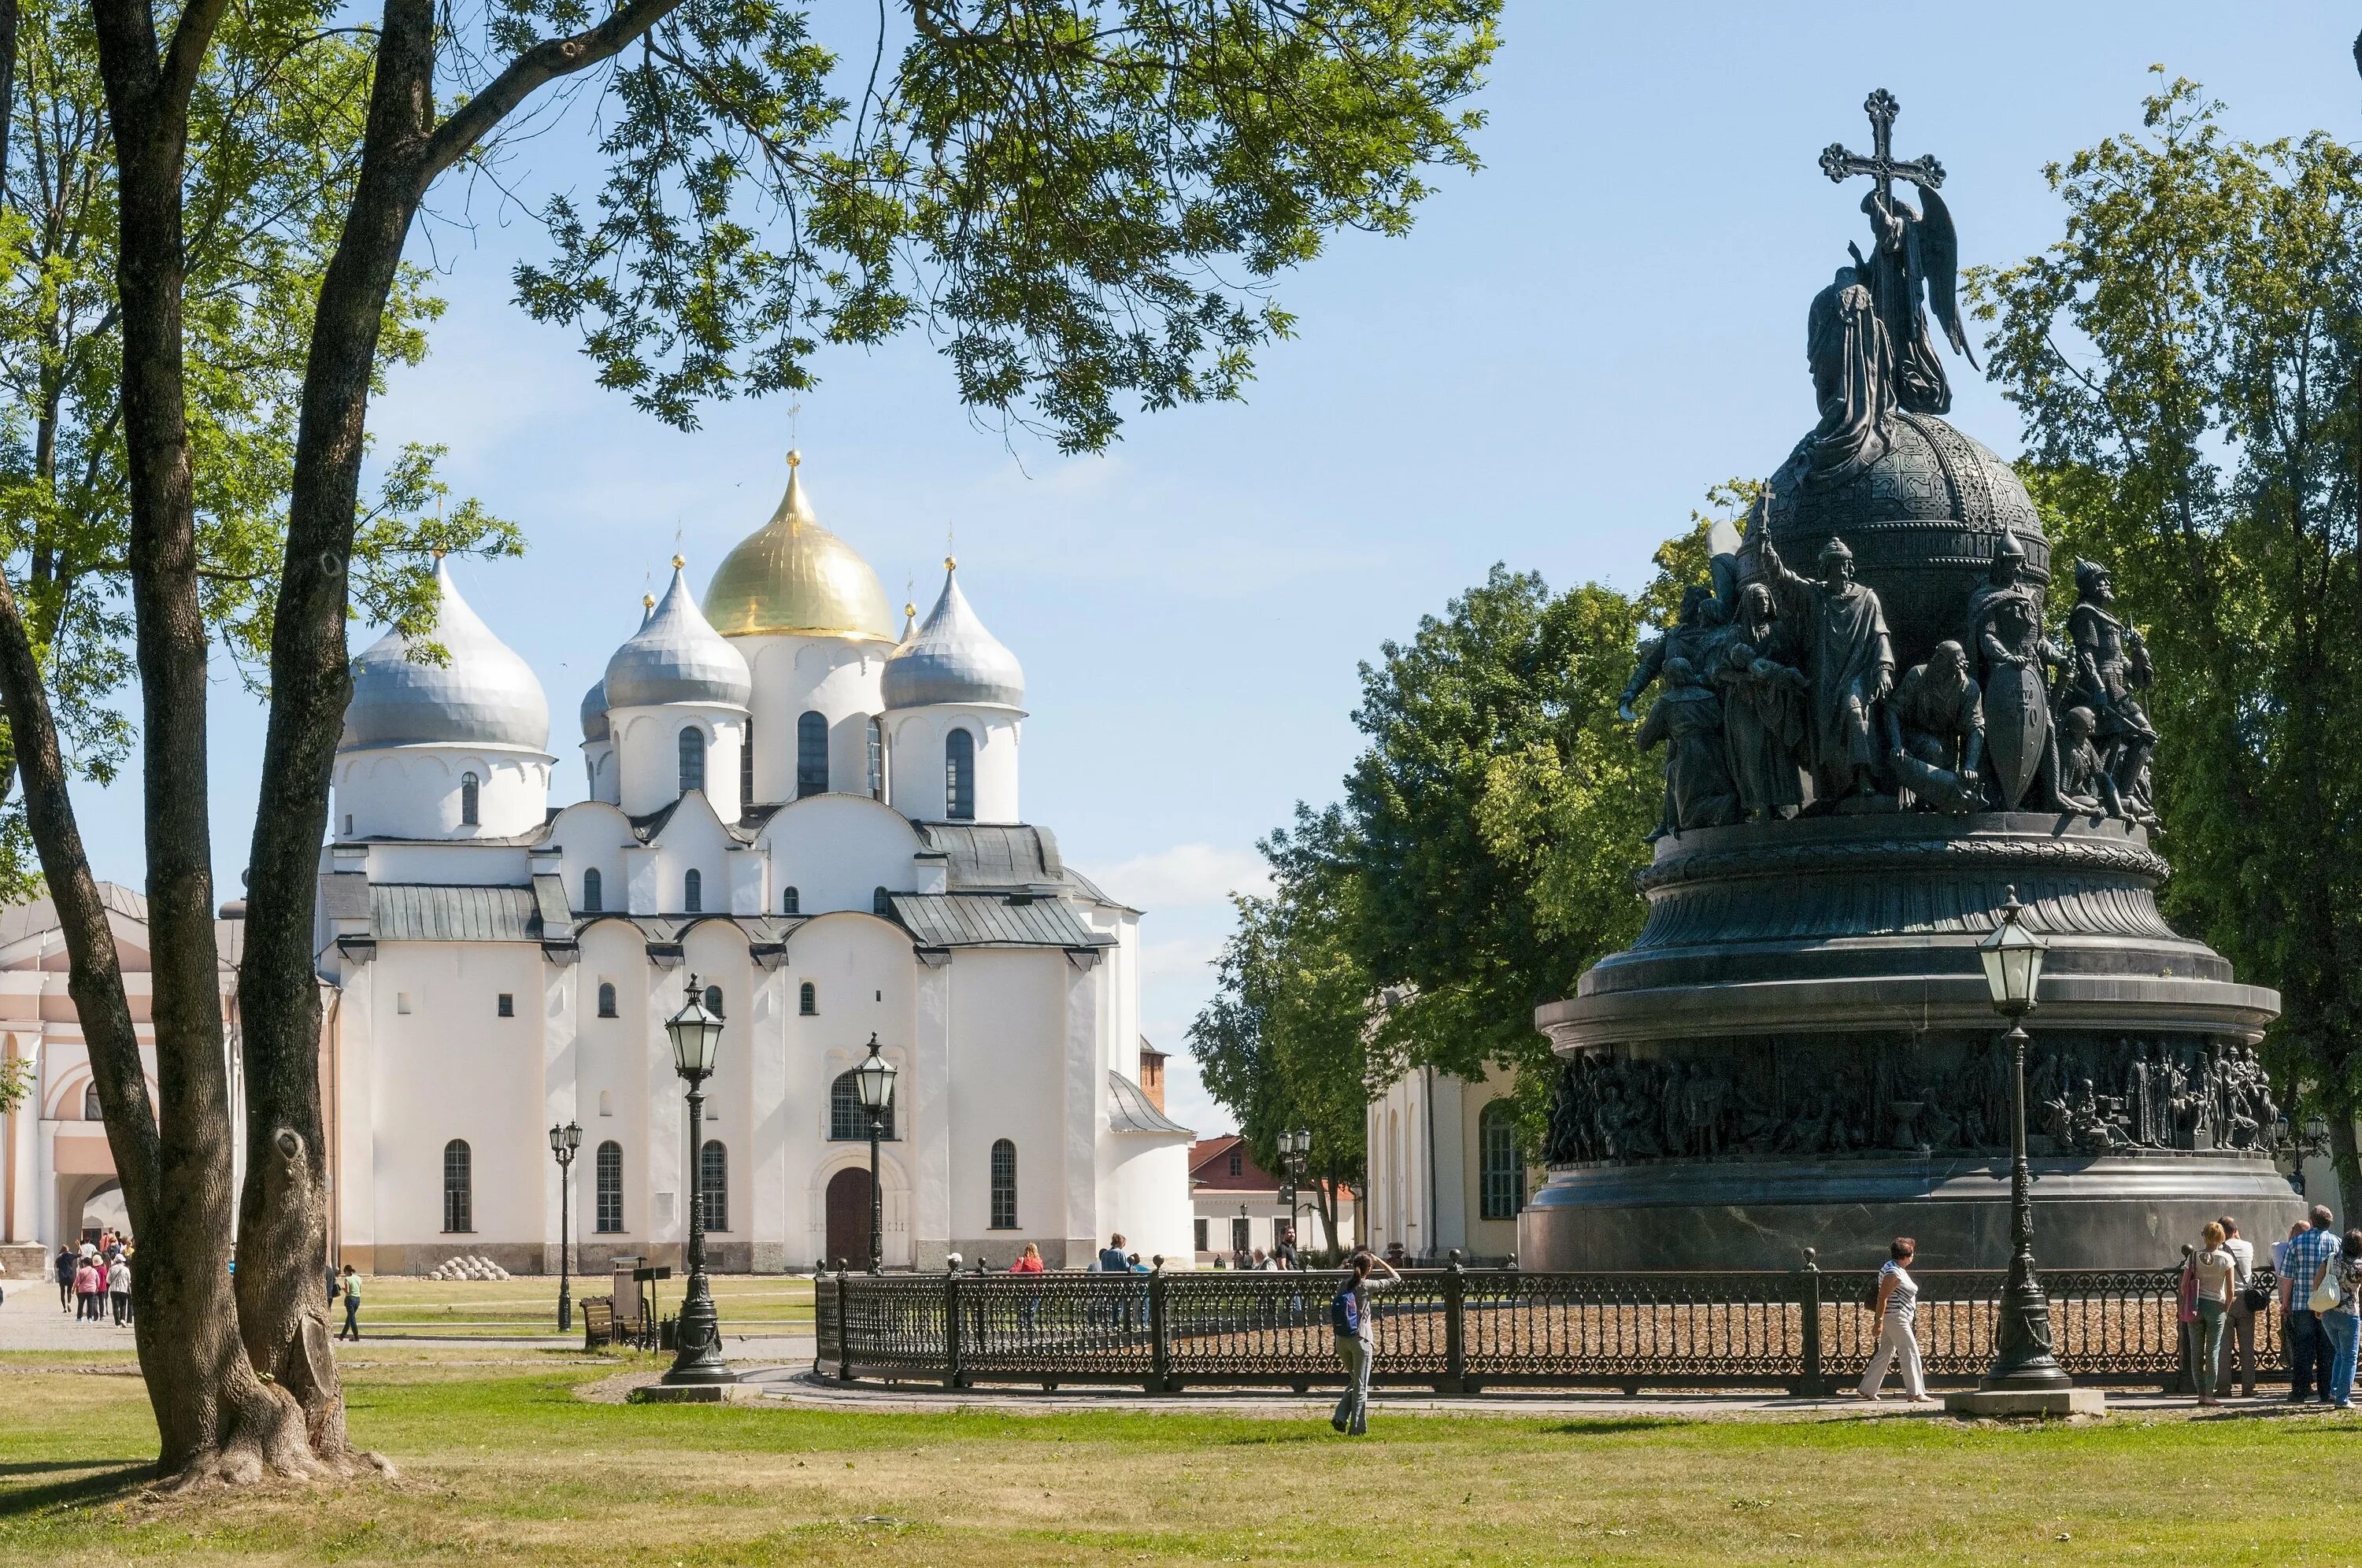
left=604, top=560, right=752, bottom=708
left=580, top=678, right=609, bottom=743
left=341, top=559, right=550, bottom=752
left=882, top=560, right=1025, bottom=710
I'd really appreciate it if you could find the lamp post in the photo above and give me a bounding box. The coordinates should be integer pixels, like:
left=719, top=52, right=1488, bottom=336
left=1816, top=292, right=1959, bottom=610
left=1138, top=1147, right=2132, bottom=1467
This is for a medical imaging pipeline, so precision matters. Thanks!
left=548, top=1120, right=582, bottom=1331
left=1972, top=886, right=2073, bottom=1395
left=1277, top=1129, right=1309, bottom=1259
left=853, top=1034, right=897, bottom=1274
left=661, top=974, right=734, bottom=1385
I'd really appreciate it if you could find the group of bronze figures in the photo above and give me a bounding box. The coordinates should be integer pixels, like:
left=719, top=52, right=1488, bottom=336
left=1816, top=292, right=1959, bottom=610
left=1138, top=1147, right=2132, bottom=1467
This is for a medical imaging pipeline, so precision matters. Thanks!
left=1542, top=1035, right=2290, bottom=1167
left=1620, top=536, right=2158, bottom=837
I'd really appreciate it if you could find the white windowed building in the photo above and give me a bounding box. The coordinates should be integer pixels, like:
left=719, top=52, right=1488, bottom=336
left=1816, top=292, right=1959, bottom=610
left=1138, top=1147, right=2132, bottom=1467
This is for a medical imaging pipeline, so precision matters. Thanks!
left=1363, top=1061, right=1532, bottom=1265
left=312, top=451, right=1193, bottom=1273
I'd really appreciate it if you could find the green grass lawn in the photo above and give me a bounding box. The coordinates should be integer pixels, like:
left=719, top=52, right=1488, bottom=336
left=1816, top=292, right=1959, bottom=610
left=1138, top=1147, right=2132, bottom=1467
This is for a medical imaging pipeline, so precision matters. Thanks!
left=3, top=1347, right=2356, bottom=1565
left=350, top=1273, right=814, bottom=1331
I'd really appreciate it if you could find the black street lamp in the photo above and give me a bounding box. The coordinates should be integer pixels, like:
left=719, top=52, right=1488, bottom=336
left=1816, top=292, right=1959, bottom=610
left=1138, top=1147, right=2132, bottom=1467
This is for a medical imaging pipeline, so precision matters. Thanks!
left=853, top=1033, right=897, bottom=1274
left=661, top=974, right=734, bottom=1386
left=549, top=1119, right=582, bottom=1331
left=1974, top=886, right=2072, bottom=1395
left=1277, top=1129, right=1310, bottom=1259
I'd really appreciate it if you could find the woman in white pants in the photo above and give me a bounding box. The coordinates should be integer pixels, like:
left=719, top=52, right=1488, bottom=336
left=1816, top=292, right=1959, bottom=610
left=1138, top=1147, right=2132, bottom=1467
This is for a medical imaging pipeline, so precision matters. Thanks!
left=1857, top=1237, right=1931, bottom=1402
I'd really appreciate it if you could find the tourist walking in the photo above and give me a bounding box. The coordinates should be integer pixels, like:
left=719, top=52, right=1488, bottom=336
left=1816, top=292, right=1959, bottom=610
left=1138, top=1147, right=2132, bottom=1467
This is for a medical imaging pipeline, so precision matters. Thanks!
left=1856, top=1237, right=1931, bottom=1403
left=106, top=1253, right=131, bottom=1326
left=2286, top=1205, right=2341, bottom=1406
left=1098, top=1233, right=1128, bottom=1273
left=54, top=1245, right=75, bottom=1312
left=337, top=1265, right=363, bottom=1341
left=2323, top=1230, right=2362, bottom=1411
left=1331, top=1248, right=1401, bottom=1436
left=2186, top=1224, right=2235, bottom=1407
left=1273, top=1227, right=1300, bottom=1270
left=73, top=1256, right=100, bottom=1321
left=2216, top=1215, right=2260, bottom=1399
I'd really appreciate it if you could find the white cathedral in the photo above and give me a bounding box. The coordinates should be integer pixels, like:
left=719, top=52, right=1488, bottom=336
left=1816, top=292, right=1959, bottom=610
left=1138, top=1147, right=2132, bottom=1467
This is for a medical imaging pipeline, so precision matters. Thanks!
left=310, top=452, right=1194, bottom=1274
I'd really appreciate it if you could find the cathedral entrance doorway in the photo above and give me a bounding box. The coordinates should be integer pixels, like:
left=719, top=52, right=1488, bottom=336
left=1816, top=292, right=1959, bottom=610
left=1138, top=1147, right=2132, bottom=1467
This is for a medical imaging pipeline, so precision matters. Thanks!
left=824, top=1167, right=873, bottom=1268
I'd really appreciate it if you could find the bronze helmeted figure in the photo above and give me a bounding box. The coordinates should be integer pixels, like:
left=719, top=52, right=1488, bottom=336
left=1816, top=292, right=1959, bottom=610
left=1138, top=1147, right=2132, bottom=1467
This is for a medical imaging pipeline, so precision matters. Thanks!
left=2065, top=560, right=2159, bottom=823
left=1964, top=534, right=2067, bottom=812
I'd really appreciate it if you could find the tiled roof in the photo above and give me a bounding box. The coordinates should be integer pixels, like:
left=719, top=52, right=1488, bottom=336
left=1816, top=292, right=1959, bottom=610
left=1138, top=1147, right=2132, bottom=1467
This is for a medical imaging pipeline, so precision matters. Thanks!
left=888, top=892, right=1107, bottom=949
left=1108, top=1070, right=1191, bottom=1137
left=370, top=883, right=542, bottom=942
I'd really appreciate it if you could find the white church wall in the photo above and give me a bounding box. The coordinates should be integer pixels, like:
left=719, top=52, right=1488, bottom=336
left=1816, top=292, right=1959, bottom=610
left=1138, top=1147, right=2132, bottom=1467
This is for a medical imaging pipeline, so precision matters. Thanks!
left=545, top=802, right=635, bottom=912
left=643, top=793, right=738, bottom=914
left=677, top=921, right=758, bottom=1270
left=582, top=740, right=617, bottom=804
left=1106, top=1139, right=1195, bottom=1267
left=365, top=941, right=547, bottom=1273
left=942, top=949, right=1068, bottom=1262
left=784, top=915, right=917, bottom=1264
left=572, top=923, right=655, bottom=1267
left=742, top=635, right=890, bottom=806
left=884, top=708, right=1020, bottom=823
left=611, top=707, right=746, bottom=819
left=760, top=796, right=921, bottom=916
left=364, top=844, right=534, bottom=887
left=334, top=746, right=550, bottom=841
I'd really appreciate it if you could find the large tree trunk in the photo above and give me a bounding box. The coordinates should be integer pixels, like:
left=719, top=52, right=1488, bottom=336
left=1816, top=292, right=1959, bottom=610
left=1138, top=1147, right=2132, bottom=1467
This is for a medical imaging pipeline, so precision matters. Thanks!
left=232, top=0, right=436, bottom=1457
left=89, top=0, right=320, bottom=1486
left=2330, top=1111, right=2361, bottom=1236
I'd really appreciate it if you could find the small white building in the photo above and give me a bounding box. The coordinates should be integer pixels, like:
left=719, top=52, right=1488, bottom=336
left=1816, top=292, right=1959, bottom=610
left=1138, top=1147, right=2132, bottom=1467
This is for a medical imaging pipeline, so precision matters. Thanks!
left=1187, top=1134, right=1355, bottom=1263
left=317, top=450, right=1194, bottom=1273
left=1363, top=1062, right=1531, bottom=1264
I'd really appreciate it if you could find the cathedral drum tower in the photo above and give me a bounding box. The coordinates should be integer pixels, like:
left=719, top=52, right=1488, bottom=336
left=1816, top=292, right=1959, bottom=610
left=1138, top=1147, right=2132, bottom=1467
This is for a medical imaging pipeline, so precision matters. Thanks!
left=1519, top=93, right=2305, bottom=1271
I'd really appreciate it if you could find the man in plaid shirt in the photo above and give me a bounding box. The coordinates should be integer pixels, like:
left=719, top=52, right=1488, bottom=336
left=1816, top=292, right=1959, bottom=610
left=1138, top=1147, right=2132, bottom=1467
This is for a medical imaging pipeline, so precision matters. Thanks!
left=2285, top=1205, right=2342, bottom=1405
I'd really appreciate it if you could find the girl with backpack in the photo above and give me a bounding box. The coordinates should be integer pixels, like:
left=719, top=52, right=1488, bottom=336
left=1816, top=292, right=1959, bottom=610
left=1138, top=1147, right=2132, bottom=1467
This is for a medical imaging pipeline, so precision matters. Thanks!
left=1330, top=1249, right=1401, bottom=1435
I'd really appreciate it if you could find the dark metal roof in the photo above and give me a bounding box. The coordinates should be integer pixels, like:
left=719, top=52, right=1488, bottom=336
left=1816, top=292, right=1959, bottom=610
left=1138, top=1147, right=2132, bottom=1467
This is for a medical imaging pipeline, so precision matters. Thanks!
left=910, top=823, right=1064, bottom=889
left=1108, top=1070, right=1191, bottom=1136
left=370, top=883, right=542, bottom=942
left=888, top=891, right=1106, bottom=949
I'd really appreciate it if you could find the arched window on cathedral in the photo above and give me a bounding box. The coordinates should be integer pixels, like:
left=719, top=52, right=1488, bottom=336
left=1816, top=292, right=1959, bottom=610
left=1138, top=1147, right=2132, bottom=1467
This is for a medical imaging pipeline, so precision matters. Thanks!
left=598, top=1089, right=613, bottom=1117
left=797, top=710, right=828, bottom=797
left=703, top=984, right=724, bottom=1017
left=83, top=1083, right=102, bottom=1121
left=866, top=716, right=886, bottom=801
left=989, top=1139, right=1017, bottom=1230
left=740, top=715, right=755, bottom=807
left=582, top=867, right=602, bottom=913
left=683, top=868, right=703, bottom=913
left=678, top=727, right=706, bottom=795
left=594, top=1141, right=624, bottom=1232
left=1479, top=1100, right=1526, bottom=1220
left=799, top=981, right=816, bottom=1015
left=831, top=1070, right=894, bottom=1141
left=700, top=1140, right=729, bottom=1232
left=460, top=771, right=480, bottom=827
left=442, top=1140, right=472, bottom=1233
left=945, top=728, right=975, bottom=820
left=782, top=886, right=800, bottom=915
left=597, top=982, right=618, bottom=1019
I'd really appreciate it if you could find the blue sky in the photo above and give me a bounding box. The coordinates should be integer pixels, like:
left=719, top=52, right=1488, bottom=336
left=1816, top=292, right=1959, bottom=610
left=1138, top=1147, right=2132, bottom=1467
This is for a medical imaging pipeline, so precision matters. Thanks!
left=61, top=2, right=2362, bottom=1137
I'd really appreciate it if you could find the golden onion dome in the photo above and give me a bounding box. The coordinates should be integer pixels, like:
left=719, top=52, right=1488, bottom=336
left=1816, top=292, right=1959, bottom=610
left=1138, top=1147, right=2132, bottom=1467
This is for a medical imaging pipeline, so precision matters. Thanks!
left=701, top=451, right=898, bottom=642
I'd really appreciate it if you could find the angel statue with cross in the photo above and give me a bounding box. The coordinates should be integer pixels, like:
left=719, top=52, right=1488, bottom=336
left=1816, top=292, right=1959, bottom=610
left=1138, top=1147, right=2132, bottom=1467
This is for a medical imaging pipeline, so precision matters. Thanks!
left=1805, top=91, right=1976, bottom=480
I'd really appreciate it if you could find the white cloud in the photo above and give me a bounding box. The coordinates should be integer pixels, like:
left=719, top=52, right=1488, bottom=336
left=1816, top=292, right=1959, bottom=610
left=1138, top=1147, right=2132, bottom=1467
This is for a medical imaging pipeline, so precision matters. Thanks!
left=1139, top=936, right=1225, bottom=984
left=1084, top=843, right=1271, bottom=909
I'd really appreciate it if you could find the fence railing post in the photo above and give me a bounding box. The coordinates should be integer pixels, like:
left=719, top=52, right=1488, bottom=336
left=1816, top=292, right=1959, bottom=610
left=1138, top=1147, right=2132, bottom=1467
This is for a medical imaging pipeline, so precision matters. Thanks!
left=1445, top=1249, right=1468, bottom=1395
left=1797, top=1248, right=1823, bottom=1397
left=1150, top=1257, right=1172, bottom=1392
left=943, top=1263, right=964, bottom=1389
left=835, top=1267, right=855, bottom=1383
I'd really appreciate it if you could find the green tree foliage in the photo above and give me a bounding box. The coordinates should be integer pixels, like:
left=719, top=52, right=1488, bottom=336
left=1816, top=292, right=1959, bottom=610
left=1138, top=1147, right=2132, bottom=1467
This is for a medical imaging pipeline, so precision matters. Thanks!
left=1192, top=483, right=1753, bottom=1167
left=513, top=0, right=1501, bottom=449
left=1188, top=804, right=1372, bottom=1252
left=1971, top=73, right=2362, bottom=1216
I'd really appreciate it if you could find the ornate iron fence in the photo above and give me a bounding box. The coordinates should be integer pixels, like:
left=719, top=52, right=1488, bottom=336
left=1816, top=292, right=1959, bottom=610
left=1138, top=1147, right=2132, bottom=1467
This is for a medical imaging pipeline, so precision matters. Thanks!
left=813, top=1255, right=2289, bottom=1395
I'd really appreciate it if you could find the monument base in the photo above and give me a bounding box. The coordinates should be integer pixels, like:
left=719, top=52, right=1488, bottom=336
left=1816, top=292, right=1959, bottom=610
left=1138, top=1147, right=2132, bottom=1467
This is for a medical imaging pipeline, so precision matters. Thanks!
left=1943, top=1388, right=2108, bottom=1418
left=628, top=1382, right=763, bottom=1404
left=1519, top=1152, right=2302, bottom=1271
